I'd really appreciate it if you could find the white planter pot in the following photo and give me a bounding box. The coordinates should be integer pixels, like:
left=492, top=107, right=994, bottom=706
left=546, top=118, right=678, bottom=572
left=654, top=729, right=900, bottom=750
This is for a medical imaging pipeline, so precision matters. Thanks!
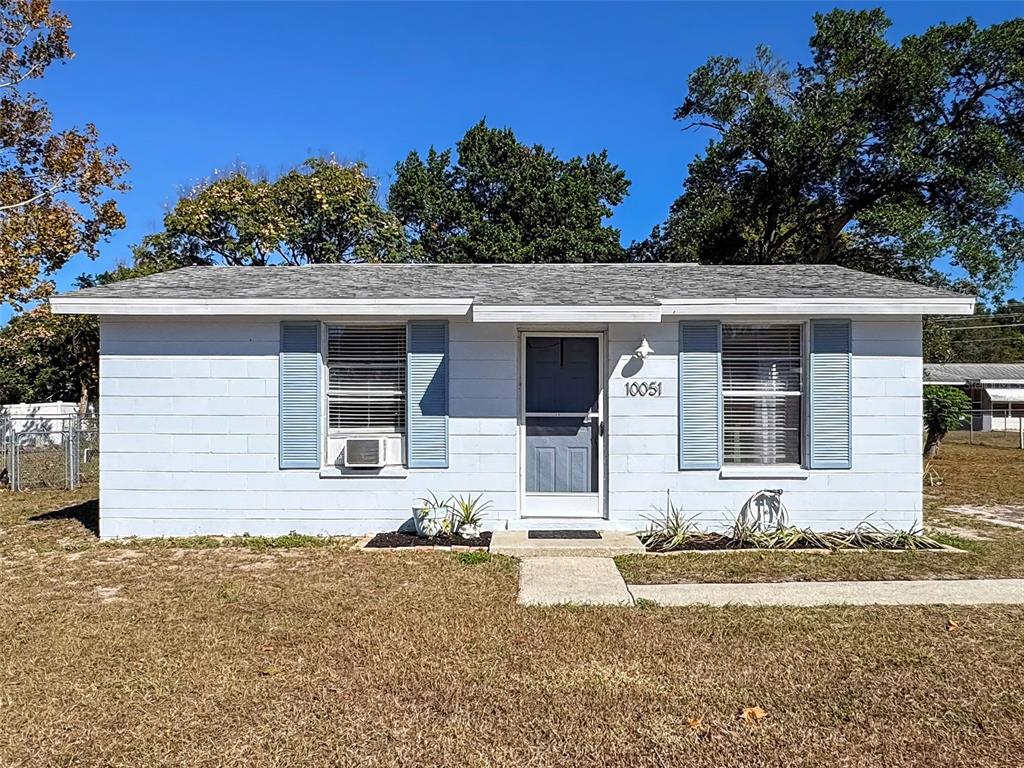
left=460, top=524, right=481, bottom=539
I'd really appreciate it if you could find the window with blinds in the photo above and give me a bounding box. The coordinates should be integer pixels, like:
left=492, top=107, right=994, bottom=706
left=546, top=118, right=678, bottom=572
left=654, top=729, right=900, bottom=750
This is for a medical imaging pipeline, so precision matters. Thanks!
left=326, top=325, right=406, bottom=432
left=722, top=325, right=802, bottom=465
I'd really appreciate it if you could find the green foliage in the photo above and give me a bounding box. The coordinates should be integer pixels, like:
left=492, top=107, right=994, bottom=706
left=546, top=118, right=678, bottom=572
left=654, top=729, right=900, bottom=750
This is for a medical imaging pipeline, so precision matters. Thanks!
left=925, top=301, right=1024, bottom=363
left=388, top=120, right=630, bottom=263
left=923, top=385, right=971, bottom=457
left=639, top=492, right=711, bottom=551
left=0, top=260, right=169, bottom=407
left=640, top=9, right=1024, bottom=301
left=924, top=385, right=971, bottom=434
left=449, top=492, right=492, bottom=528
left=0, top=307, right=94, bottom=406
left=455, top=551, right=491, bottom=565
left=132, top=157, right=405, bottom=267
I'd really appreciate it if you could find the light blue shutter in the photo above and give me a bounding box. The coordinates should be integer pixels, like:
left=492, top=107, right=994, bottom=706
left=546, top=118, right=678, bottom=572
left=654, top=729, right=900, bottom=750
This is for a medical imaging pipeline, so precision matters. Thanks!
left=407, top=321, right=449, bottom=468
left=809, top=320, right=852, bottom=469
left=679, top=321, right=722, bottom=470
left=279, top=322, right=321, bottom=469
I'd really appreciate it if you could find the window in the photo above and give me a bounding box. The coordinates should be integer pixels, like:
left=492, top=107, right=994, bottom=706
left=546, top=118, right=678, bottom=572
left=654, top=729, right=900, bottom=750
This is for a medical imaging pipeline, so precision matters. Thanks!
left=326, top=325, right=406, bottom=432
left=722, top=325, right=802, bottom=465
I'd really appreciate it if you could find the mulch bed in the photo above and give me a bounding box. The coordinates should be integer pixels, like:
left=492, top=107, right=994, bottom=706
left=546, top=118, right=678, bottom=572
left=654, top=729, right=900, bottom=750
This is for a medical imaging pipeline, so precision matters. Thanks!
left=365, top=531, right=492, bottom=549
left=644, top=533, right=944, bottom=553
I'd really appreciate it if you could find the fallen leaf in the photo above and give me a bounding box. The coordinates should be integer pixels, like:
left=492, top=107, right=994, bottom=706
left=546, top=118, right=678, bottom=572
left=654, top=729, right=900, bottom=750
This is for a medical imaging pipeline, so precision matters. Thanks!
left=259, top=667, right=281, bottom=677
left=946, top=617, right=961, bottom=632
left=739, top=706, right=767, bottom=723
left=687, top=717, right=704, bottom=731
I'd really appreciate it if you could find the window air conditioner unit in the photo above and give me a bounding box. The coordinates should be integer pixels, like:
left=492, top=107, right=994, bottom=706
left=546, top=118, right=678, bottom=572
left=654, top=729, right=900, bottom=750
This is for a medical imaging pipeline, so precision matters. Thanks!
left=343, top=437, right=386, bottom=468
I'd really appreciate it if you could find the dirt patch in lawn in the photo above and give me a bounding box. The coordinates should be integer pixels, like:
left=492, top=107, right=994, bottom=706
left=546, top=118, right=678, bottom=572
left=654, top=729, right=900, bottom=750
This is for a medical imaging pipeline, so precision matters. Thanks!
left=943, top=504, right=1024, bottom=530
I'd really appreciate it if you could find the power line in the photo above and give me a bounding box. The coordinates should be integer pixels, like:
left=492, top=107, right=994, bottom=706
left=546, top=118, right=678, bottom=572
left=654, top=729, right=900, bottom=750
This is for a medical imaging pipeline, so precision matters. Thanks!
left=940, top=322, right=1024, bottom=331
left=932, top=313, right=1024, bottom=323
left=946, top=336, right=1024, bottom=345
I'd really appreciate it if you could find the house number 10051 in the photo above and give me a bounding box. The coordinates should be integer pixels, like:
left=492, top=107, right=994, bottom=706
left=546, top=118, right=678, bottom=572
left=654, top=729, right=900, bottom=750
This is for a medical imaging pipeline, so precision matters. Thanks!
left=624, top=381, right=662, bottom=397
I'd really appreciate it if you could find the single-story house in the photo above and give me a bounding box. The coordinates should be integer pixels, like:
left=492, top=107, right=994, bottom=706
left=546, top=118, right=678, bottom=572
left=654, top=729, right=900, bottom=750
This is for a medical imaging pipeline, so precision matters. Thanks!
left=924, top=362, right=1024, bottom=432
left=50, top=263, right=974, bottom=538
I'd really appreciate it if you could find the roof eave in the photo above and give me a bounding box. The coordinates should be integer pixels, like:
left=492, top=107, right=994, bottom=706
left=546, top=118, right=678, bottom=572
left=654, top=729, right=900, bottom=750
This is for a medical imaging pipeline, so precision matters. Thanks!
left=49, top=297, right=475, bottom=317
left=50, top=294, right=975, bottom=318
left=658, top=296, right=975, bottom=316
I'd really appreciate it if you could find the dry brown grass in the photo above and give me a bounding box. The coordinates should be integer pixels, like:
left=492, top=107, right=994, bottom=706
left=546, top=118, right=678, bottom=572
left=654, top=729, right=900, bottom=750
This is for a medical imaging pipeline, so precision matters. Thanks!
left=2, top=533, right=1024, bottom=766
left=622, top=439, right=1024, bottom=585
left=2, top=449, right=1024, bottom=766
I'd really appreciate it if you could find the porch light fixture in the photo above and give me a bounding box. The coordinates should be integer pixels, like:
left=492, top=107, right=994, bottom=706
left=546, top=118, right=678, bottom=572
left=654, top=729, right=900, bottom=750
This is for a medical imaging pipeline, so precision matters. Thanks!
left=634, top=337, right=653, bottom=359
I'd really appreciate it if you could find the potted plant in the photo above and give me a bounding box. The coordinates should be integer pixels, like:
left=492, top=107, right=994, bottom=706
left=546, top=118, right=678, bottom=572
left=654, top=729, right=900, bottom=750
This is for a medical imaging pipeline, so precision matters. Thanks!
left=450, top=493, right=492, bottom=539
left=413, top=491, right=451, bottom=538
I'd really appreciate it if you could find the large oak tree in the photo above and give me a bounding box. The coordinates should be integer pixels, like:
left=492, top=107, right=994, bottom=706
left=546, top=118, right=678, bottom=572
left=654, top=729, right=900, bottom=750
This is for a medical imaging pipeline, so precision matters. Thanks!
left=639, top=9, right=1024, bottom=301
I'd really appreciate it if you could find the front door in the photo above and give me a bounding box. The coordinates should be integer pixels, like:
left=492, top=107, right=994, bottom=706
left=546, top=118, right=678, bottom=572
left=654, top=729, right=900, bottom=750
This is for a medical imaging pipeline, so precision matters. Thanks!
left=521, top=333, right=604, bottom=518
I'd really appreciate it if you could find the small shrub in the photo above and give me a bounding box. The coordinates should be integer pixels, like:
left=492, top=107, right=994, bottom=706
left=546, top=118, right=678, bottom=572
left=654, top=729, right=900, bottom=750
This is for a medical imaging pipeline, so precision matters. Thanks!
left=923, top=385, right=971, bottom=458
left=450, top=493, right=492, bottom=533
left=639, top=492, right=709, bottom=551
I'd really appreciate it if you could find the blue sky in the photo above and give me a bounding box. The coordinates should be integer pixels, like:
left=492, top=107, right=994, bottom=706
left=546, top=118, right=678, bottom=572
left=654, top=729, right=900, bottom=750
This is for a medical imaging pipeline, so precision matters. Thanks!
left=11, top=1, right=1022, bottom=322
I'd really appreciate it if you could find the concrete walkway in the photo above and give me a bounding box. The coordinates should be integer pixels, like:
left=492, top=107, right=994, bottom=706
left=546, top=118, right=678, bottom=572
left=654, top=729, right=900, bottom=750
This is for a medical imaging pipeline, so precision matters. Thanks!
left=631, top=578, right=1024, bottom=607
left=516, top=558, right=1024, bottom=607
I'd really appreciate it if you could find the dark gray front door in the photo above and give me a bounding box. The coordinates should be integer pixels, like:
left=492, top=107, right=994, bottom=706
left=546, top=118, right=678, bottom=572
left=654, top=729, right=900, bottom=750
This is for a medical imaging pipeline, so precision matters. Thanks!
left=523, top=335, right=602, bottom=516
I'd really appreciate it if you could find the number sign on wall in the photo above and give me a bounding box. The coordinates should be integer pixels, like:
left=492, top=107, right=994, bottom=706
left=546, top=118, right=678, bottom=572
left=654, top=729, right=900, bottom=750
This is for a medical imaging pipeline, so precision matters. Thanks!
left=624, top=381, right=662, bottom=397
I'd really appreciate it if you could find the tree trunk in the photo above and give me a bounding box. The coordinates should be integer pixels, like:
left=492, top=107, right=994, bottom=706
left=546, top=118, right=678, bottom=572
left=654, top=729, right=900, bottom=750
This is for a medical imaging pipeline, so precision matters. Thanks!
left=923, top=427, right=945, bottom=459
left=78, top=376, right=90, bottom=416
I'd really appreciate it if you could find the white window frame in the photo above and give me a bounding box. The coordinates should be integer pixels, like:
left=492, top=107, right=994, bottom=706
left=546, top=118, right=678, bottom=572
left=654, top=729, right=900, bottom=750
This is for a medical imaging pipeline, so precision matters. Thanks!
left=322, top=321, right=407, bottom=442
left=721, top=322, right=805, bottom=467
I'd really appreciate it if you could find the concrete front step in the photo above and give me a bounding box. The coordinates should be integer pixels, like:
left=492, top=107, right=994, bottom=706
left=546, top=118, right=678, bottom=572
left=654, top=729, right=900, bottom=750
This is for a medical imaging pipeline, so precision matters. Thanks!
left=518, top=557, right=634, bottom=606
left=490, top=530, right=646, bottom=558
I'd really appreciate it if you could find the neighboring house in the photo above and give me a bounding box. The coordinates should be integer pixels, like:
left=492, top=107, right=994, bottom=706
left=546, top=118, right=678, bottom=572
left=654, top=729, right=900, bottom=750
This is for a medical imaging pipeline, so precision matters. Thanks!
left=50, top=263, right=973, bottom=539
left=924, top=363, right=1024, bottom=432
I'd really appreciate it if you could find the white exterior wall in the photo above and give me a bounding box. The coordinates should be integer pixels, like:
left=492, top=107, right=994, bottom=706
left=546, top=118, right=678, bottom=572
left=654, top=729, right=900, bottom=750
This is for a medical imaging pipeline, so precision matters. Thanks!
left=606, top=318, right=923, bottom=532
left=98, top=316, right=923, bottom=537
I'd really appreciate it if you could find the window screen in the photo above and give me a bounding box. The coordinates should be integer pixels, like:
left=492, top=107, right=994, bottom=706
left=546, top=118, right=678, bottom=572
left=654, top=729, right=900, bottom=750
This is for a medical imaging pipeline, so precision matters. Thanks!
left=326, top=325, right=406, bottom=432
left=722, top=325, right=802, bottom=464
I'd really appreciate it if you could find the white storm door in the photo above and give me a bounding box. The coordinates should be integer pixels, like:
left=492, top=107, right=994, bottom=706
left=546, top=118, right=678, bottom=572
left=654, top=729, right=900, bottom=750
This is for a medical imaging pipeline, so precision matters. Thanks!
left=521, top=334, right=603, bottom=518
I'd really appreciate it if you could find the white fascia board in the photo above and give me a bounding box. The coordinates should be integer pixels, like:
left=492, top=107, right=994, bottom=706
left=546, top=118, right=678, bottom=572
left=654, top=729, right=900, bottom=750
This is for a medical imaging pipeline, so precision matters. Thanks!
left=926, top=380, right=967, bottom=386
left=49, top=297, right=474, bottom=317
left=472, top=305, right=663, bottom=323
left=658, top=296, right=975, bottom=316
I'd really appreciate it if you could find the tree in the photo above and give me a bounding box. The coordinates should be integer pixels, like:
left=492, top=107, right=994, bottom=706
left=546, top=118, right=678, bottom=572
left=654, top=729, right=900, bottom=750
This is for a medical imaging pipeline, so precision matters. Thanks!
left=925, top=300, right=1024, bottom=362
left=388, top=120, right=630, bottom=263
left=0, top=0, right=128, bottom=308
left=0, top=260, right=169, bottom=411
left=923, top=385, right=971, bottom=458
left=133, top=157, right=404, bottom=267
left=641, top=9, right=1024, bottom=301
left=0, top=304, right=95, bottom=409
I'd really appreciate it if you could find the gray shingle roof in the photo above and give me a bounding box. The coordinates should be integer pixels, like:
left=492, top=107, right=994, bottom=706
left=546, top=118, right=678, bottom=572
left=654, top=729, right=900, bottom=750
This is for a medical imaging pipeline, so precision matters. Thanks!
left=57, top=263, right=968, bottom=305
left=924, top=363, right=1024, bottom=384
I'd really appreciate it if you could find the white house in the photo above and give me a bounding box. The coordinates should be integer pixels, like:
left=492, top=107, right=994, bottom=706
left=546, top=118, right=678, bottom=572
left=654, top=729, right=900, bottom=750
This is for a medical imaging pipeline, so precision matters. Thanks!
left=50, top=263, right=974, bottom=539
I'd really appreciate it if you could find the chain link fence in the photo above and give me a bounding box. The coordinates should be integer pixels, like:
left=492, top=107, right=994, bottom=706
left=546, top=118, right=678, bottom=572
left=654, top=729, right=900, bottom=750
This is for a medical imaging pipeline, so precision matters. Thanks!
left=0, top=413, right=98, bottom=491
left=945, top=406, right=1024, bottom=450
